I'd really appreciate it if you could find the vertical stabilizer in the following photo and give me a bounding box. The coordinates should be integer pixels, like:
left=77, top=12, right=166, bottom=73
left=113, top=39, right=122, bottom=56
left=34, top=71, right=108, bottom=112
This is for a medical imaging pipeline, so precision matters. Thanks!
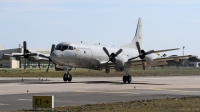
left=122, top=18, right=143, bottom=49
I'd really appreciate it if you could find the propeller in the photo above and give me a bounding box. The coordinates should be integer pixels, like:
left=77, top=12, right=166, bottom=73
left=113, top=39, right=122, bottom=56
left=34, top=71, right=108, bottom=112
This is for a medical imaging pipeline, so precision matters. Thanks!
left=128, top=42, right=155, bottom=70
left=39, top=44, right=55, bottom=72
left=22, top=41, right=37, bottom=69
left=23, top=41, right=27, bottom=54
left=23, top=41, right=29, bottom=69
left=103, top=47, right=123, bottom=64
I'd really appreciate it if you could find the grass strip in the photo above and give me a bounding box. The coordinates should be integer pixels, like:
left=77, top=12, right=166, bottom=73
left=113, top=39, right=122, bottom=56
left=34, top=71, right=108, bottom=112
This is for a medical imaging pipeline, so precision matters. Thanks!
left=0, top=68, right=200, bottom=77
left=14, top=96, right=200, bottom=112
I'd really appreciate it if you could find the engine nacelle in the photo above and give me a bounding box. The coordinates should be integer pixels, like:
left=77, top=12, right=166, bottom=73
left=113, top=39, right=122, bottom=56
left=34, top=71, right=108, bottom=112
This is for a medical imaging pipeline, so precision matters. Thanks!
left=145, top=53, right=158, bottom=63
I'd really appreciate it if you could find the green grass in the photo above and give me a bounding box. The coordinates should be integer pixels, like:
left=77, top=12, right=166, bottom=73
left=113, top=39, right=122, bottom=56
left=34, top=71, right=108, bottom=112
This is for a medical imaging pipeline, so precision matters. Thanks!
left=0, top=67, right=200, bottom=77
left=55, top=97, right=200, bottom=112
left=14, top=96, right=200, bottom=112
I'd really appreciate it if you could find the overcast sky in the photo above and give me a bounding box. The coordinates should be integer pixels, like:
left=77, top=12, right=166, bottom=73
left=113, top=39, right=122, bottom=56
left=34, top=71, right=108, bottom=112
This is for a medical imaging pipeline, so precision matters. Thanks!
left=0, top=0, right=199, bottom=57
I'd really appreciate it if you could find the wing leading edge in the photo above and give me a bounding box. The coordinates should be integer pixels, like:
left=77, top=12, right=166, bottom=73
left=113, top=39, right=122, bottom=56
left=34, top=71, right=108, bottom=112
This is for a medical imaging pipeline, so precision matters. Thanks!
left=126, top=55, right=196, bottom=68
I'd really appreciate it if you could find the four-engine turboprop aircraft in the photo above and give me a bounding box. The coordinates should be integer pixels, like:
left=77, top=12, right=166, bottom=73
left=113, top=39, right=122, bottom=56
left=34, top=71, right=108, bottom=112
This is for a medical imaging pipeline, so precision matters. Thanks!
left=39, top=18, right=195, bottom=83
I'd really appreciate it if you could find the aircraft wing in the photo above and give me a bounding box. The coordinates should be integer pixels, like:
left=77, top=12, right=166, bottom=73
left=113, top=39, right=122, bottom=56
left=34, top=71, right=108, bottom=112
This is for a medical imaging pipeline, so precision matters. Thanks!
left=154, top=55, right=196, bottom=62
left=126, top=60, right=143, bottom=65
left=153, top=48, right=180, bottom=53
left=3, top=53, right=24, bottom=57
left=96, top=61, right=115, bottom=68
left=103, top=62, right=115, bottom=68
left=126, top=55, right=196, bottom=68
left=37, top=57, right=50, bottom=61
left=128, top=61, right=168, bottom=68
left=3, top=53, right=38, bottom=57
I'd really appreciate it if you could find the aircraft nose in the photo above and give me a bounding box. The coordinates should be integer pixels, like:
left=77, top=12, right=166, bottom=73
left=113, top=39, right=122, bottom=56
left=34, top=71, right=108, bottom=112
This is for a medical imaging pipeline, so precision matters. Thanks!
left=50, top=50, right=62, bottom=63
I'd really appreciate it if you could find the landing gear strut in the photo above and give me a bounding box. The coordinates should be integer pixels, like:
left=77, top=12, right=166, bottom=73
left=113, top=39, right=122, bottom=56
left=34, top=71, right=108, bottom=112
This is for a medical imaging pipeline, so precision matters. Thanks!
left=122, top=71, right=132, bottom=83
left=63, top=73, right=72, bottom=82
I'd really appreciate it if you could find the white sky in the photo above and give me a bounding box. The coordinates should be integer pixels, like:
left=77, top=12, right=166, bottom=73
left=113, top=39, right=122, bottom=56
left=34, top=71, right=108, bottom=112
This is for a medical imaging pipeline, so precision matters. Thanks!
left=0, top=0, right=199, bottom=57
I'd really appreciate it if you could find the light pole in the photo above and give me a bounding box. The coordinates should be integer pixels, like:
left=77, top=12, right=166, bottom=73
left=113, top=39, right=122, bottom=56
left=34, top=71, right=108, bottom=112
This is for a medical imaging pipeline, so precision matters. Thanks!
left=183, top=46, right=185, bottom=56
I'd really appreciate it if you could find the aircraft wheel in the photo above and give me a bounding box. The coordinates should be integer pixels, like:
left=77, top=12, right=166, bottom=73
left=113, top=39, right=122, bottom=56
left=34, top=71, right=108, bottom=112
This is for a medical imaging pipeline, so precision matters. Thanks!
left=63, top=73, right=68, bottom=82
left=123, top=75, right=127, bottom=83
left=127, top=75, right=132, bottom=83
left=68, top=74, right=72, bottom=82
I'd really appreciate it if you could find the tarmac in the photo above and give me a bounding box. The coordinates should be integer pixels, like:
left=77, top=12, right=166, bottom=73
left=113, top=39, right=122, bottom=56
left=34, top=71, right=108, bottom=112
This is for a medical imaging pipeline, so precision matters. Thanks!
left=0, top=76, right=200, bottom=111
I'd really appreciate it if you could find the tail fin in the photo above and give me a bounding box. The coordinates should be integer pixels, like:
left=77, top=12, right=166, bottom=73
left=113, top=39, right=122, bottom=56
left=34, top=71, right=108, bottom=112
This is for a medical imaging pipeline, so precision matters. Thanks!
left=122, top=18, right=143, bottom=49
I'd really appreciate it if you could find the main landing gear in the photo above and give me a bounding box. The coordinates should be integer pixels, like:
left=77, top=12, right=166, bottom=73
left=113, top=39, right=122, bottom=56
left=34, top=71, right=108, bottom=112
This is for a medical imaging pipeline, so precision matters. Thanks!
left=63, top=73, right=72, bottom=82
left=122, top=71, right=132, bottom=83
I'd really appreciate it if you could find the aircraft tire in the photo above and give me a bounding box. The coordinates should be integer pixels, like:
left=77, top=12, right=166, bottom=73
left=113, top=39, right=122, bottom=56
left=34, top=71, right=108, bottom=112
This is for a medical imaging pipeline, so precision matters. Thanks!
left=123, top=75, right=127, bottom=83
left=68, top=74, right=72, bottom=82
left=127, top=75, right=132, bottom=83
left=63, top=73, right=68, bottom=82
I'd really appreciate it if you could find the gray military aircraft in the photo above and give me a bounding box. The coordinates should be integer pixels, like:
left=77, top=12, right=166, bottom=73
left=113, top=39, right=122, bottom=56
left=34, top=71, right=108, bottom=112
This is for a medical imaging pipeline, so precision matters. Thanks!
left=39, top=18, right=194, bottom=83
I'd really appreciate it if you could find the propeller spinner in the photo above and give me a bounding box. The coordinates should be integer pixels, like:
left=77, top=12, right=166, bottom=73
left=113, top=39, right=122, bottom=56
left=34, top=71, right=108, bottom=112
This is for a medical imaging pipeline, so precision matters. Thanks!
left=103, top=47, right=123, bottom=64
left=128, top=42, right=155, bottom=70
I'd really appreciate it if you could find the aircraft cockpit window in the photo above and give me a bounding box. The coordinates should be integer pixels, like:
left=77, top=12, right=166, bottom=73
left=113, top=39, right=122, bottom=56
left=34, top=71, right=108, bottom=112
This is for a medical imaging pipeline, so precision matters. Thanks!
left=68, top=46, right=74, bottom=50
left=61, top=45, right=68, bottom=51
left=55, top=45, right=62, bottom=50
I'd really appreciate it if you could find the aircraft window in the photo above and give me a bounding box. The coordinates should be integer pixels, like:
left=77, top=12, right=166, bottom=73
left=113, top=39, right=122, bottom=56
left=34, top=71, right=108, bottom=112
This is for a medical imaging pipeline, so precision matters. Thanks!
left=61, top=45, right=68, bottom=51
left=55, top=45, right=62, bottom=50
left=68, top=46, right=74, bottom=50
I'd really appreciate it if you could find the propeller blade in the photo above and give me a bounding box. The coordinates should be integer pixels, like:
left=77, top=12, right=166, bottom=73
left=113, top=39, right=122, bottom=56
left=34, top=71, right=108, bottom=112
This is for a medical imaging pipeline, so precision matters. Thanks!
left=128, top=56, right=139, bottom=61
left=46, top=61, right=50, bottom=72
left=146, top=50, right=155, bottom=55
left=136, top=42, right=141, bottom=54
left=39, top=54, right=49, bottom=59
left=23, top=41, right=27, bottom=54
left=51, top=44, right=55, bottom=54
left=115, top=49, right=123, bottom=56
left=39, top=46, right=55, bottom=72
left=103, top=47, right=110, bottom=57
left=24, top=59, right=26, bottom=69
left=142, top=60, right=145, bottom=70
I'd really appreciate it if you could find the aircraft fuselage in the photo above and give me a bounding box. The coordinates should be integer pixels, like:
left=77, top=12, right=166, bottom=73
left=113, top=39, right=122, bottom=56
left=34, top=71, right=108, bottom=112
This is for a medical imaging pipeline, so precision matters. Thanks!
left=50, top=42, right=141, bottom=70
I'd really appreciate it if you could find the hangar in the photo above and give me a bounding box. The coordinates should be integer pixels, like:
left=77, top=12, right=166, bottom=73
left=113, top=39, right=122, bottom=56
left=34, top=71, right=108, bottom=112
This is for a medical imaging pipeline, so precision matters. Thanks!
left=0, top=45, right=53, bottom=69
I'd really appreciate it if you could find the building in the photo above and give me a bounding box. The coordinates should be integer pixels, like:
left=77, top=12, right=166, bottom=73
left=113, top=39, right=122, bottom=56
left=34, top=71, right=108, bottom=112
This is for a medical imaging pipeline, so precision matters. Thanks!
left=0, top=45, right=53, bottom=69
